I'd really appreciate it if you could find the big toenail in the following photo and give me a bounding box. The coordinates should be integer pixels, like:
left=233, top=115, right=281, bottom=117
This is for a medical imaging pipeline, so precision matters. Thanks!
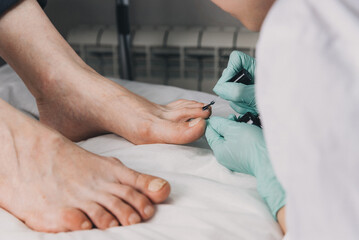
left=81, top=221, right=91, bottom=230
left=109, top=220, right=118, bottom=228
left=144, top=205, right=155, bottom=217
left=148, top=179, right=167, bottom=192
left=128, top=213, right=141, bottom=225
left=189, top=118, right=201, bottom=127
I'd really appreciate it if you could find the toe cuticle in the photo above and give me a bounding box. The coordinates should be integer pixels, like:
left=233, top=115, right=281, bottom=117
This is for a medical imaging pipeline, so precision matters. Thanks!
left=128, top=213, right=141, bottom=225
left=81, top=221, right=91, bottom=230
left=144, top=205, right=155, bottom=217
left=109, top=220, right=118, bottom=228
left=148, top=179, right=167, bottom=192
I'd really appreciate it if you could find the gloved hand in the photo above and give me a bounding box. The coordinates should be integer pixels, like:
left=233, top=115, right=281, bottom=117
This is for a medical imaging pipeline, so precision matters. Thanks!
left=205, top=116, right=285, bottom=219
left=213, top=51, right=257, bottom=115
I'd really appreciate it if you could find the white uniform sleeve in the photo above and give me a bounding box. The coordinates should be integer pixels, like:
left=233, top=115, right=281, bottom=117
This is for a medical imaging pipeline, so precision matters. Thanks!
left=256, top=0, right=359, bottom=239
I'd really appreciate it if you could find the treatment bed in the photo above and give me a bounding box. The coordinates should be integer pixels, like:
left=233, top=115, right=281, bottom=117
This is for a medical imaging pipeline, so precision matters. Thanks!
left=0, top=64, right=282, bottom=240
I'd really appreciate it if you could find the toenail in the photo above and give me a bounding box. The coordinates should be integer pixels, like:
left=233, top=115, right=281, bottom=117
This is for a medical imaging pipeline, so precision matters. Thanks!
left=144, top=205, right=155, bottom=217
left=128, top=213, right=141, bottom=225
left=148, top=179, right=167, bottom=192
left=189, top=118, right=201, bottom=127
left=81, top=221, right=91, bottom=230
left=109, top=220, right=118, bottom=228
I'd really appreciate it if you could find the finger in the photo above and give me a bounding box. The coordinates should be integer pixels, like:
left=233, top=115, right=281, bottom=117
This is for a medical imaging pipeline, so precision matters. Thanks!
left=207, top=116, right=235, bottom=137
left=216, top=51, right=256, bottom=85
left=205, top=124, right=224, bottom=147
left=227, top=114, right=237, bottom=121
left=216, top=67, right=237, bottom=85
left=227, top=51, right=256, bottom=78
left=214, top=82, right=255, bottom=103
left=229, top=102, right=257, bottom=115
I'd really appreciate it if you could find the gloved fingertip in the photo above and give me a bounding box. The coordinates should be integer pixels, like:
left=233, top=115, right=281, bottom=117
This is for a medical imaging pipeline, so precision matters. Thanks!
left=205, top=124, right=223, bottom=146
left=207, top=116, right=221, bottom=124
left=212, top=85, right=220, bottom=95
left=227, top=114, right=237, bottom=121
left=207, top=116, right=234, bottom=136
left=229, top=101, right=255, bottom=115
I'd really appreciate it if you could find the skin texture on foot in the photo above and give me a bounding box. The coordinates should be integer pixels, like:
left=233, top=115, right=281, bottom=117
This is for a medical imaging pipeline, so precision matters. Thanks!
left=0, top=99, right=170, bottom=233
left=0, top=0, right=210, bottom=144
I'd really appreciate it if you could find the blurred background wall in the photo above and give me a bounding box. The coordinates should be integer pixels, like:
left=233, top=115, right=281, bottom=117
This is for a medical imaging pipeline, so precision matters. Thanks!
left=44, top=0, right=242, bottom=37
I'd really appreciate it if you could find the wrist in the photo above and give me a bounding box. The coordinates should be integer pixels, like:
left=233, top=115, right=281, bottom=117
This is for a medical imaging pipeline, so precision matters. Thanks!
left=253, top=152, right=286, bottom=220
left=277, top=206, right=287, bottom=233
left=256, top=169, right=286, bottom=220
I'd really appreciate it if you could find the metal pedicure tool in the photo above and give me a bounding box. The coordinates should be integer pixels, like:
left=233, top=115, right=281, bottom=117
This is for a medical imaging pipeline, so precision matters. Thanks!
left=202, top=101, right=215, bottom=111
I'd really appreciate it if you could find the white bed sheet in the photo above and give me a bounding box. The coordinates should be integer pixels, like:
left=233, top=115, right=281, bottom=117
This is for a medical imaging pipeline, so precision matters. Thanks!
left=0, top=65, right=282, bottom=240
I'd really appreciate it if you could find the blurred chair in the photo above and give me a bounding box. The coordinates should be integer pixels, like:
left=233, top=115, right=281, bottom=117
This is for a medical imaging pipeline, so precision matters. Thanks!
left=132, top=26, right=168, bottom=84
left=66, top=25, right=258, bottom=94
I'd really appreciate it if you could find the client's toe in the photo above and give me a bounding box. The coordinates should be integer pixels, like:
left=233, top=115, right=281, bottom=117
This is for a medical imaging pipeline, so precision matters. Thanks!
left=81, top=203, right=118, bottom=229
left=96, top=193, right=141, bottom=226
left=166, top=107, right=211, bottom=122
left=115, top=167, right=171, bottom=204
left=106, top=183, right=155, bottom=220
left=161, top=118, right=207, bottom=144
left=61, top=208, right=92, bottom=231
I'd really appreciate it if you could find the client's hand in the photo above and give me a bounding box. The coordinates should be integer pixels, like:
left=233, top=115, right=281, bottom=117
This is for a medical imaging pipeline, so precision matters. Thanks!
left=205, top=115, right=285, bottom=219
left=213, top=51, right=257, bottom=115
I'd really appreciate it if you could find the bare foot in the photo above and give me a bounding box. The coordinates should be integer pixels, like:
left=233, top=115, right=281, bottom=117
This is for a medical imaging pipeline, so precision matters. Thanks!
left=36, top=68, right=211, bottom=144
left=0, top=99, right=170, bottom=233
left=0, top=0, right=209, bottom=144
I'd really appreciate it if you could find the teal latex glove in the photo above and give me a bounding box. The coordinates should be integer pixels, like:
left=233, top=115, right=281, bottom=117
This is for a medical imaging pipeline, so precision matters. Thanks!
left=205, top=116, right=286, bottom=219
left=213, top=51, right=257, bottom=115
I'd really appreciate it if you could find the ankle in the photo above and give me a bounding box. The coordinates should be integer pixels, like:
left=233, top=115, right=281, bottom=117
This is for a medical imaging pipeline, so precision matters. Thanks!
left=34, top=62, right=91, bottom=101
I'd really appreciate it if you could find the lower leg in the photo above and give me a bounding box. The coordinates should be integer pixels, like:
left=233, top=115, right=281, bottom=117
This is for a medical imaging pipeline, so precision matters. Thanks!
left=0, top=0, right=210, bottom=144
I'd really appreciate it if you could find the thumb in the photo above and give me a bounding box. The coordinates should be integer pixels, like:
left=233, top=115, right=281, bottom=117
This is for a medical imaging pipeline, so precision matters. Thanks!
left=207, top=116, right=234, bottom=137
left=205, top=124, right=224, bottom=148
left=213, top=82, right=247, bottom=102
left=227, top=114, right=237, bottom=121
left=229, top=102, right=257, bottom=115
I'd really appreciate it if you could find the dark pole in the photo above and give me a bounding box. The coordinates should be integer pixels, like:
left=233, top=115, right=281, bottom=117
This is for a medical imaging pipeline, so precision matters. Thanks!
left=116, top=0, right=133, bottom=80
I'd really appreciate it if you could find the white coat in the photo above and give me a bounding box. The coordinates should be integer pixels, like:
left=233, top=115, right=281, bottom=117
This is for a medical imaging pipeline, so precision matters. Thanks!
left=256, top=0, right=359, bottom=239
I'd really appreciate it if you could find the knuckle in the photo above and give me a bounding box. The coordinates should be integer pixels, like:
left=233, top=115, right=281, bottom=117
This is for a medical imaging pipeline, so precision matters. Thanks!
left=107, top=198, right=121, bottom=210
left=91, top=206, right=106, bottom=218
left=137, top=194, right=150, bottom=207
left=134, top=173, right=148, bottom=188
left=122, top=186, right=134, bottom=199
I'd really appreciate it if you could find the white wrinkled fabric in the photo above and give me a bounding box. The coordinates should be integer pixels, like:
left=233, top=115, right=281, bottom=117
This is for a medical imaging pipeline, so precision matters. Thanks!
left=0, top=65, right=282, bottom=240
left=256, top=0, right=359, bottom=239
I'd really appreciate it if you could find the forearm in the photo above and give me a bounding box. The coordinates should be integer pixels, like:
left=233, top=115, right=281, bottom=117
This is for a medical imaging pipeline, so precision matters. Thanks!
left=0, top=0, right=89, bottom=97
